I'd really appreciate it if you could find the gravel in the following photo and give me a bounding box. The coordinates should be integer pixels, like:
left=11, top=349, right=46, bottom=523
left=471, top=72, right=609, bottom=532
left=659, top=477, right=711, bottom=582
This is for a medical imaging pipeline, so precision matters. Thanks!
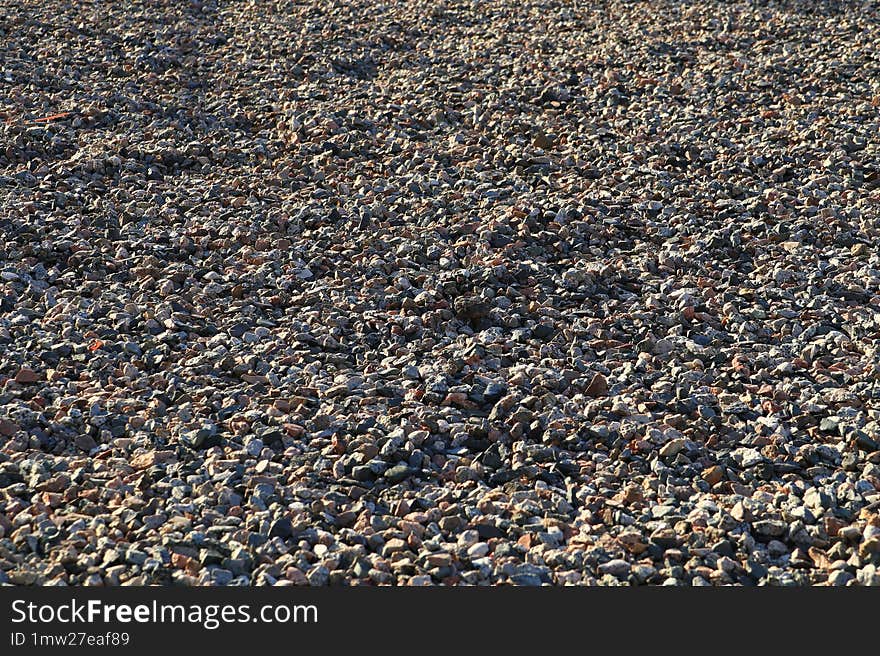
left=1, top=0, right=880, bottom=587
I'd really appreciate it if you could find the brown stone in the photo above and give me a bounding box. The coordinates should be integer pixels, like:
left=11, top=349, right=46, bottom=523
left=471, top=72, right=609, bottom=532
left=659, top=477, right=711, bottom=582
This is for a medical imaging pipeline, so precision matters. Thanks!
left=808, top=547, right=832, bottom=569
left=584, top=373, right=608, bottom=397
left=382, top=538, right=408, bottom=555
left=42, top=492, right=64, bottom=508
left=0, top=419, right=19, bottom=436
left=443, top=392, right=474, bottom=408
left=426, top=553, right=452, bottom=567
left=40, top=475, right=70, bottom=493
left=532, top=131, right=554, bottom=149
left=130, top=450, right=176, bottom=470
left=283, top=423, right=305, bottom=437
left=618, top=532, right=648, bottom=555
left=619, top=484, right=643, bottom=505
left=171, top=553, right=189, bottom=569
left=702, top=465, right=724, bottom=486
left=14, top=368, right=41, bottom=384
left=823, top=516, right=845, bottom=538
left=285, top=568, right=308, bottom=585
left=439, top=515, right=464, bottom=533
left=398, top=520, right=425, bottom=539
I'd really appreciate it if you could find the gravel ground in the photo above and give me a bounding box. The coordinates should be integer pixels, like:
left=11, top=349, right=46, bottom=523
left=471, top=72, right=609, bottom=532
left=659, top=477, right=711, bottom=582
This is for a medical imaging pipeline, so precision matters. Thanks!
left=1, top=0, right=880, bottom=587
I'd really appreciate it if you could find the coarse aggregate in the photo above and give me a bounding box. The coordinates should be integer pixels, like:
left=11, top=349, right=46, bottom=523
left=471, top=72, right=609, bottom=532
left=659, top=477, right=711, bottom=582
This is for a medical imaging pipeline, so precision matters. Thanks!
left=1, top=0, right=880, bottom=586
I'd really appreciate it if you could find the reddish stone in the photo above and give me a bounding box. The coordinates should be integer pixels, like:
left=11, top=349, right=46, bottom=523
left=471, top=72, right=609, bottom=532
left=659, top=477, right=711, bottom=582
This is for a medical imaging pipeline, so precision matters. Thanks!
left=0, top=419, right=19, bottom=436
left=14, top=368, right=41, bottom=384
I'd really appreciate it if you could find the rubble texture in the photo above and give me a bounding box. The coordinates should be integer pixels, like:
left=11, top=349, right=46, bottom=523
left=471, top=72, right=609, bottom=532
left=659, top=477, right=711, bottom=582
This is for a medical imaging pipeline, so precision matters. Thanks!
left=1, top=0, right=880, bottom=586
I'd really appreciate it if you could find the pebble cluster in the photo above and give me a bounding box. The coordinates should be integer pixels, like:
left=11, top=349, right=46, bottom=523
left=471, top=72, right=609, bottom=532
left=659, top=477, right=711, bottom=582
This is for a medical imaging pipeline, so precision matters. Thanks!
left=2, top=0, right=880, bottom=586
